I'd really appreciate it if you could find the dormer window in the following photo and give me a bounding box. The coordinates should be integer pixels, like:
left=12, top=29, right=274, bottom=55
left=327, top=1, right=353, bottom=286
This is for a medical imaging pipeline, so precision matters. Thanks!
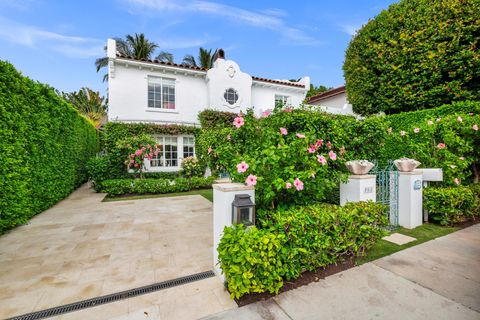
left=224, top=88, right=239, bottom=105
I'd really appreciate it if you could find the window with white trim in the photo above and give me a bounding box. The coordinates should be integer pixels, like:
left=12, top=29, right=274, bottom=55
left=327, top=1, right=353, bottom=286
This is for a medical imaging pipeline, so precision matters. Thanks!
left=183, top=137, right=195, bottom=158
left=275, top=94, right=290, bottom=107
left=150, top=136, right=178, bottom=167
left=148, top=77, right=175, bottom=109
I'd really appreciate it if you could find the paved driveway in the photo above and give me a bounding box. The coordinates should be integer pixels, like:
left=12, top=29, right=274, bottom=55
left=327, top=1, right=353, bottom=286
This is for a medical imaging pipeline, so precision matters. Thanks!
left=0, top=184, right=235, bottom=319
left=204, top=224, right=480, bottom=320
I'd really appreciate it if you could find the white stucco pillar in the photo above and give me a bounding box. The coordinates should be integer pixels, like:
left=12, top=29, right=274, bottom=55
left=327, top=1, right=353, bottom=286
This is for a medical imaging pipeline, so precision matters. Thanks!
left=398, top=171, right=423, bottom=229
left=340, top=175, right=376, bottom=206
left=212, top=183, right=254, bottom=280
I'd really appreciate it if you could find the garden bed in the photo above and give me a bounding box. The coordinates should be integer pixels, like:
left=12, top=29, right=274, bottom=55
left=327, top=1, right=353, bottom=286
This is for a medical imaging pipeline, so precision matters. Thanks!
left=234, top=256, right=355, bottom=307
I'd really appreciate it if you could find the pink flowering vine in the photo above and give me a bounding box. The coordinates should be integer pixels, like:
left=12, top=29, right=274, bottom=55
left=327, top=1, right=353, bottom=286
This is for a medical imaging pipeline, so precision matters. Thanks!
left=437, top=143, right=446, bottom=149
left=294, top=178, right=304, bottom=191
left=307, top=145, right=317, bottom=153
left=233, top=116, right=244, bottom=128
left=327, top=141, right=332, bottom=149
left=280, top=127, right=288, bottom=135
left=400, top=130, right=406, bottom=136
left=296, top=133, right=306, bottom=139
left=414, top=128, right=420, bottom=133
left=286, top=182, right=292, bottom=189
left=457, top=116, right=463, bottom=122
left=454, top=178, right=461, bottom=185
left=208, top=147, right=213, bottom=154
left=317, top=155, right=327, bottom=165
left=245, top=174, right=257, bottom=186
left=473, top=124, right=478, bottom=131
left=262, top=109, right=272, bottom=117
left=315, top=139, right=323, bottom=147
left=236, top=161, right=249, bottom=173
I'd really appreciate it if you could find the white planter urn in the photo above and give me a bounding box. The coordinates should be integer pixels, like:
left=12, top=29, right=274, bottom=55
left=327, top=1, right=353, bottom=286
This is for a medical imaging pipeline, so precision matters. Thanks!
left=394, top=158, right=421, bottom=172
left=345, top=160, right=375, bottom=175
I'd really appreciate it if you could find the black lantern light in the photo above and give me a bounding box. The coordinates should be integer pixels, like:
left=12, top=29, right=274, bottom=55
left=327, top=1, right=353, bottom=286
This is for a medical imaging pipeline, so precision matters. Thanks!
left=232, top=194, right=255, bottom=226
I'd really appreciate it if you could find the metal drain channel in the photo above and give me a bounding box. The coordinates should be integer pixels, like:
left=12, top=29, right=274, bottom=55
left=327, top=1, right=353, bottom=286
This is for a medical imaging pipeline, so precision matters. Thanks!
left=8, top=270, right=215, bottom=320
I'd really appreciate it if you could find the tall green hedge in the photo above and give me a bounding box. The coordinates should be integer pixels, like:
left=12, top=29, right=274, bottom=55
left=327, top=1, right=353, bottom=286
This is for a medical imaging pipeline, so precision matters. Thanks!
left=343, top=0, right=480, bottom=115
left=0, top=60, right=98, bottom=233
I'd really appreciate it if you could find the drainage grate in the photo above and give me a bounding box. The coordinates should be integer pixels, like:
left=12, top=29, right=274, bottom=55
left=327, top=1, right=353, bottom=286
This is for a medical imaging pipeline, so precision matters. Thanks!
left=8, top=270, right=215, bottom=320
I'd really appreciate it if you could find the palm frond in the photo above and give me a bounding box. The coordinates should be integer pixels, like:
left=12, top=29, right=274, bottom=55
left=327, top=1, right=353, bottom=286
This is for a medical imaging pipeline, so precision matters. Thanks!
left=182, top=54, right=197, bottom=67
left=156, top=51, right=174, bottom=63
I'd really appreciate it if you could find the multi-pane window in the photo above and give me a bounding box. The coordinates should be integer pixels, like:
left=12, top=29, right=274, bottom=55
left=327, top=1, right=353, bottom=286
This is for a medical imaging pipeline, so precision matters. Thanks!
left=183, top=137, right=195, bottom=158
left=150, top=136, right=178, bottom=167
left=275, top=94, right=290, bottom=108
left=148, top=77, right=175, bottom=109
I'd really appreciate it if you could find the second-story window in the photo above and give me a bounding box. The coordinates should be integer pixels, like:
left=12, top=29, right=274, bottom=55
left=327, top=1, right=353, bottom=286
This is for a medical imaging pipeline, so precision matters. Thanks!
left=148, top=76, right=175, bottom=109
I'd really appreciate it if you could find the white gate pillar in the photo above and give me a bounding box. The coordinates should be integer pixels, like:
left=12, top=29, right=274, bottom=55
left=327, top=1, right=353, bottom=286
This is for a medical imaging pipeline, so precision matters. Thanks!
left=212, top=183, right=254, bottom=280
left=398, top=171, right=423, bottom=229
left=340, top=175, right=376, bottom=206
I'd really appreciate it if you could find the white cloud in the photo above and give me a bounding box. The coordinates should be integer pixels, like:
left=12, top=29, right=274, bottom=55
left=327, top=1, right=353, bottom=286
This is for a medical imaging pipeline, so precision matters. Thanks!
left=157, top=36, right=217, bottom=49
left=125, top=0, right=320, bottom=45
left=0, top=17, right=103, bottom=58
left=339, top=23, right=362, bottom=36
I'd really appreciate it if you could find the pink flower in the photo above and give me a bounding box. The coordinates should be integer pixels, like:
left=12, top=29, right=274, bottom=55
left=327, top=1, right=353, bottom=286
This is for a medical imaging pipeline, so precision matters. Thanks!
left=307, top=145, right=317, bottom=153
left=134, top=163, right=139, bottom=168
left=387, top=127, right=393, bottom=134
left=315, top=139, right=323, bottom=147
left=400, top=130, right=406, bottom=136
left=280, top=127, right=288, bottom=135
left=283, top=107, right=293, bottom=112
left=245, top=174, right=257, bottom=186
left=286, top=182, right=292, bottom=189
left=262, top=109, right=272, bottom=117
left=293, top=178, right=304, bottom=191
left=296, top=133, right=306, bottom=139
left=454, top=178, right=461, bottom=185
left=130, top=154, right=135, bottom=159
left=414, top=128, right=420, bottom=133
left=236, top=161, right=249, bottom=173
left=473, top=124, right=478, bottom=131
left=135, top=149, right=143, bottom=156
left=317, top=155, right=327, bottom=165
left=457, top=116, right=463, bottom=122
left=437, top=143, right=446, bottom=149
left=327, top=141, right=332, bottom=149
left=233, top=116, right=245, bottom=128
left=207, top=147, right=213, bottom=154
left=459, top=156, right=465, bottom=160
left=329, top=151, right=337, bottom=161
left=427, top=120, right=433, bottom=125
left=129, top=159, right=134, bottom=164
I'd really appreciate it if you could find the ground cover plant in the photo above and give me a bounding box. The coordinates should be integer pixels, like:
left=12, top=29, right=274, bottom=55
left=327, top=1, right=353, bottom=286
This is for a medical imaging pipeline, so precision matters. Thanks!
left=0, top=60, right=98, bottom=233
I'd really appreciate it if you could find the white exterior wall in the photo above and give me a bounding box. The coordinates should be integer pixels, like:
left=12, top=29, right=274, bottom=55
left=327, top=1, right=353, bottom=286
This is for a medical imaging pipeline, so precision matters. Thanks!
left=251, top=83, right=307, bottom=113
left=108, top=62, right=208, bottom=125
left=309, top=92, right=355, bottom=116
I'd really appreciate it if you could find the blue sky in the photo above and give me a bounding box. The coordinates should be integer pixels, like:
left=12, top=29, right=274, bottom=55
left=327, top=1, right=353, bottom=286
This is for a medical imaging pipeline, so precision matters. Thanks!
left=0, top=0, right=397, bottom=95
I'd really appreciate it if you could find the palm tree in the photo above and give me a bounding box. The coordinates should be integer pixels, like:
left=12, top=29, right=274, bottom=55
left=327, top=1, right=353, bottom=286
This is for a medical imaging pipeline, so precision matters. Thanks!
left=95, top=33, right=173, bottom=82
left=62, top=88, right=108, bottom=127
left=182, top=47, right=219, bottom=69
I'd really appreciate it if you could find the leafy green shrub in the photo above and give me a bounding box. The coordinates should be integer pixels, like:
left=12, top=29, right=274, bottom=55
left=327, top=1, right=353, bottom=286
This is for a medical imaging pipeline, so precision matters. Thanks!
left=181, top=156, right=205, bottom=178
left=198, top=109, right=237, bottom=128
left=218, top=201, right=388, bottom=298
left=0, top=60, right=98, bottom=233
left=218, top=226, right=287, bottom=299
left=468, top=183, right=480, bottom=216
left=97, top=176, right=215, bottom=196
left=424, top=186, right=475, bottom=225
left=344, top=0, right=480, bottom=115
left=86, top=156, right=110, bottom=188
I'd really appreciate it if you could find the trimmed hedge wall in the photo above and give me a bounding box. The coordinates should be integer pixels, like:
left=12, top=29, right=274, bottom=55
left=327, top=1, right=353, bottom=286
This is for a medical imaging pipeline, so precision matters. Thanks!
left=344, top=0, right=480, bottom=115
left=0, top=60, right=98, bottom=233
left=97, top=176, right=215, bottom=196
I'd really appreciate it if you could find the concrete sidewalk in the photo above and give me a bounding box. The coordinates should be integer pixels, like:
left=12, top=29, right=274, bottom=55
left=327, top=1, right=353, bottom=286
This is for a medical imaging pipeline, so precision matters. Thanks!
left=203, top=224, right=480, bottom=320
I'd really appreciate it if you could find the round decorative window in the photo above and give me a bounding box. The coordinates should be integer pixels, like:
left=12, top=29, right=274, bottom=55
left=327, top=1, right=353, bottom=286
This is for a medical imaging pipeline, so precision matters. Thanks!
left=224, top=88, right=239, bottom=105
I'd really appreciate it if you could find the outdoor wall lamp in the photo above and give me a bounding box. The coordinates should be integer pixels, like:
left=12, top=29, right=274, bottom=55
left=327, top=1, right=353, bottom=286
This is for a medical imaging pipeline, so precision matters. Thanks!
left=232, top=194, right=255, bottom=226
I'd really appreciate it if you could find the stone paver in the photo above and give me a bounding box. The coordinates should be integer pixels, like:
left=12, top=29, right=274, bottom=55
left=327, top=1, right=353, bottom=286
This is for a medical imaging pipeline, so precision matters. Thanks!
left=0, top=184, right=235, bottom=319
left=382, top=232, right=416, bottom=245
left=203, top=224, right=480, bottom=320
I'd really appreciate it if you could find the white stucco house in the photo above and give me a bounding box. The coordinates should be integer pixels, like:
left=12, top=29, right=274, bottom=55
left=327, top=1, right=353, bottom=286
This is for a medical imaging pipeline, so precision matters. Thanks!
left=306, top=86, right=355, bottom=115
left=106, top=38, right=310, bottom=171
